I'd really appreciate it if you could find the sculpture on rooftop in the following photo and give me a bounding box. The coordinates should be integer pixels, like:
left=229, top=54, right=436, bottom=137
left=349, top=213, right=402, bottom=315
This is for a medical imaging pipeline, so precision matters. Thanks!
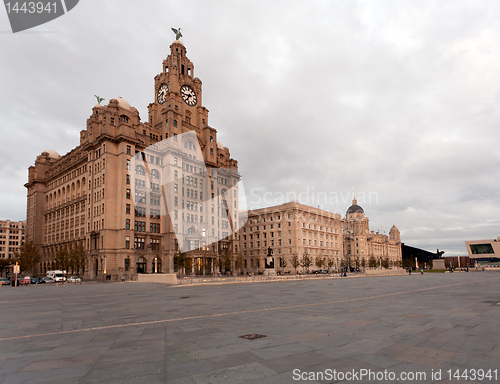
left=94, top=95, right=104, bottom=105
left=171, top=27, right=182, bottom=40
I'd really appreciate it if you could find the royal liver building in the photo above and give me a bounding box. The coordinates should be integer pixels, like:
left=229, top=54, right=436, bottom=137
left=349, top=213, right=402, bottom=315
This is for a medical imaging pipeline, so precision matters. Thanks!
left=25, top=35, right=242, bottom=280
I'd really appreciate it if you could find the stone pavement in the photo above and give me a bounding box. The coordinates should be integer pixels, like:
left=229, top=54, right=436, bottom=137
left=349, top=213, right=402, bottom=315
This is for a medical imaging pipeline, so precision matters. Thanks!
left=0, top=272, right=499, bottom=383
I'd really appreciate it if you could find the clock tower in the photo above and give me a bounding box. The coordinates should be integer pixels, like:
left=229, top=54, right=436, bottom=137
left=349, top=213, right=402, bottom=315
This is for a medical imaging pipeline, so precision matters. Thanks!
left=144, top=36, right=241, bottom=272
left=147, top=39, right=219, bottom=167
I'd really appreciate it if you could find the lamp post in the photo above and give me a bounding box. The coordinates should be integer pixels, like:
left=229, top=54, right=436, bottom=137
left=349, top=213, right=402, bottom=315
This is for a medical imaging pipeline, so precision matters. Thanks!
left=103, top=256, right=107, bottom=283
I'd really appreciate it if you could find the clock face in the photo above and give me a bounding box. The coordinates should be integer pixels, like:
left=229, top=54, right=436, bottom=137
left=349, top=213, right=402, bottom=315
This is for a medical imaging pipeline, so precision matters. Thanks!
left=157, top=83, right=168, bottom=104
left=180, top=85, right=197, bottom=106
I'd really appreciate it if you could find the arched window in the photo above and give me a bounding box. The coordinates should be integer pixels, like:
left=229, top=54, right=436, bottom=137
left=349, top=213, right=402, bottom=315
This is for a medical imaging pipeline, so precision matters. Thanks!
left=151, top=257, right=162, bottom=273
left=187, top=227, right=196, bottom=235
left=150, top=169, right=160, bottom=179
left=136, top=257, right=146, bottom=274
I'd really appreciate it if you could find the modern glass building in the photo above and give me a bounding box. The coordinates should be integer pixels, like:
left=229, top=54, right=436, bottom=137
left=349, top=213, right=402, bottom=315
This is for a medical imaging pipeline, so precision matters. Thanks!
left=465, top=238, right=500, bottom=267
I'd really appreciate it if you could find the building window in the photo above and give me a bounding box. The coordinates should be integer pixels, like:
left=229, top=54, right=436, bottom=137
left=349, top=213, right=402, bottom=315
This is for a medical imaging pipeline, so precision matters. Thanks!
left=126, top=204, right=130, bottom=214
left=126, top=189, right=130, bottom=199
left=174, top=120, right=177, bottom=128
left=126, top=145, right=131, bottom=155
left=210, top=148, right=213, bottom=155
left=125, top=219, right=130, bottom=230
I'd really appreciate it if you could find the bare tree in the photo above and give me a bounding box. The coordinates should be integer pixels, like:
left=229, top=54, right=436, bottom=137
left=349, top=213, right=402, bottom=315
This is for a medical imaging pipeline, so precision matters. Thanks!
left=14, top=241, right=39, bottom=275
left=280, top=256, right=288, bottom=274
left=327, top=258, right=334, bottom=273
left=173, top=251, right=187, bottom=275
left=235, top=252, right=244, bottom=276
left=315, top=257, right=324, bottom=271
left=69, top=242, right=87, bottom=276
left=291, top=255, right=300, bottom=274
left=54, top=247, right=70, bottom=271
left=300, top=250, right=312, bottom=273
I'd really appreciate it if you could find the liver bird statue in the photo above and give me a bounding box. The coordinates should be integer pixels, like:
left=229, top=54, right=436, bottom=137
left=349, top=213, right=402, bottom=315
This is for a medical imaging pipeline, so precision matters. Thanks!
left=94, top=95, right=104, bottom=105
left=171, top=27, right=182, bottom=40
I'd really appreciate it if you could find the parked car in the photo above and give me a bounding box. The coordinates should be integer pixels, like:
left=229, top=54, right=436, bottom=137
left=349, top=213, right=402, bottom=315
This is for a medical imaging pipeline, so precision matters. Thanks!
left=30, top=277, right=41, bottom=284
left=41, top=277, right=54, bottom=283
left=67, top=276, right=81, bottom=283
left=0, top=277, right=10, bottom=285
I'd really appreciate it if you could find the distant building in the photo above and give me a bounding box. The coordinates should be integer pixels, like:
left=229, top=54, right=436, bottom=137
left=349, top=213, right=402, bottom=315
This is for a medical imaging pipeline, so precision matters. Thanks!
left=465, top=237, right=500, bottom=267
left=343, top=199, right=402, bottom=268
left=239, top=202, right=344, bottom=273
left=401, top=244, right=440, bottom=269
left=441, top=256, right=474, bottom=269
left=238, top=199, right=403, bottom=274
left=0, top=220, right=26, bottom=259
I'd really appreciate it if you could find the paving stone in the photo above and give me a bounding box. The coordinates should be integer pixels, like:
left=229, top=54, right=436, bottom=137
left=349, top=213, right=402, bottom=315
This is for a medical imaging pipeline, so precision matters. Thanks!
left=1, top=273, right=500, bottom=383
left=191, top=362, right=275, bottom=384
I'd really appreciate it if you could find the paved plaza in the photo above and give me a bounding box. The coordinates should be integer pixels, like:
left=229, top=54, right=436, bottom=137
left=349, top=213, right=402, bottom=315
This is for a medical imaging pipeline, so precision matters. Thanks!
left=1, top=272, right=500, bottom=383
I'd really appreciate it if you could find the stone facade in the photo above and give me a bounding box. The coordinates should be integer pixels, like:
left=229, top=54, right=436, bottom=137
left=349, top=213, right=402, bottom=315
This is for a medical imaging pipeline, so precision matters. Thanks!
left=0, top=220, right=26, bottom=259
left=25, top=40, right=240, bottom=280
left=239, top=202, right=344, bottom=274
left=343, top=198, right=402, bottom=268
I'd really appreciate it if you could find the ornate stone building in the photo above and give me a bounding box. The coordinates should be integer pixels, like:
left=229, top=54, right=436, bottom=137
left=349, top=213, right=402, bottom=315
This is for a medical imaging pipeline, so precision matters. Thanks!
left=343, top=198, right=402, bottom=267
left=0, top=220, right=26, bottom=259
left=239, top=202, right=344, bottom=274
left=25, top=38, right=240, bottom=279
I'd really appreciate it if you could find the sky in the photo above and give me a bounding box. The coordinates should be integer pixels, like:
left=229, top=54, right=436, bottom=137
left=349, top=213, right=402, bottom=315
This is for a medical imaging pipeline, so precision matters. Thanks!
left=1, top=0, right=500, bottom=256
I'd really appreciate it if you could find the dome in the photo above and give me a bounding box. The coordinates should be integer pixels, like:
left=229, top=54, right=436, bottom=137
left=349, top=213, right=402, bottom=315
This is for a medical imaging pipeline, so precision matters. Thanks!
left=43, top=149, right=60, bottom=159
left=94, top=104, right=103, bottom=109
left=112, top=97, right=131, bottom=111
left=346, top=198, right=364, bottom=215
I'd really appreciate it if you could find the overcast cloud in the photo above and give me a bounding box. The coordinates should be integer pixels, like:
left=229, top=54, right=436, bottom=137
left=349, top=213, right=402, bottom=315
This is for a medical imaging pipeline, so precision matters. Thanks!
left=1, top=0, right=499, bottom=255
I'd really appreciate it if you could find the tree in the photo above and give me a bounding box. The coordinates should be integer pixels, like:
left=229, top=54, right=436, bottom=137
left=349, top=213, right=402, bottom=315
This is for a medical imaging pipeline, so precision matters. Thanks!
left=279, top=256, right=288, bottom=273
left=368, top=256, right=377, bottom=268
left=315, top=257, right=324, bottom=270
left=0, top=258, right=12, bottom=277
left=361, top=258, right=366, bottom=268
left=213, top=256, right=221, bottom=275
left=381, top=257, right=389, bottom=269
left=173, top=251, right=187, bottom=275
left=14, top=241, right=40, bottom=275
left=300, top=250, right=312, bottom=273
left=327, top=258, right=334, bottom=272
left=291, top=255, right=300, bottom=274
left=54, top=247, right=70, bottom=271
left=69, top=242, right=87, bottom=276
left=221, top=249, right=233, bottom=275
left=235, top=252, right=244, bottom=276
left=185, top=256, right=193, bottom=275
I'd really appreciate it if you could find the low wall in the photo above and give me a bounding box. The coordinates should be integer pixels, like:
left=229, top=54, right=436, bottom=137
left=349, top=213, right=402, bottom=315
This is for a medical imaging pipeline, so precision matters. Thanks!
left=365, top=268, right=406, bottom=276
left=137, top=273, right=179, bottom=284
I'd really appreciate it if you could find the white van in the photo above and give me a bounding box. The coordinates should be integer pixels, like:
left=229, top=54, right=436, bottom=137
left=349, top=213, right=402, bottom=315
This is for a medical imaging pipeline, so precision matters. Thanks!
left=46, top=270, right=67, bottom=282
